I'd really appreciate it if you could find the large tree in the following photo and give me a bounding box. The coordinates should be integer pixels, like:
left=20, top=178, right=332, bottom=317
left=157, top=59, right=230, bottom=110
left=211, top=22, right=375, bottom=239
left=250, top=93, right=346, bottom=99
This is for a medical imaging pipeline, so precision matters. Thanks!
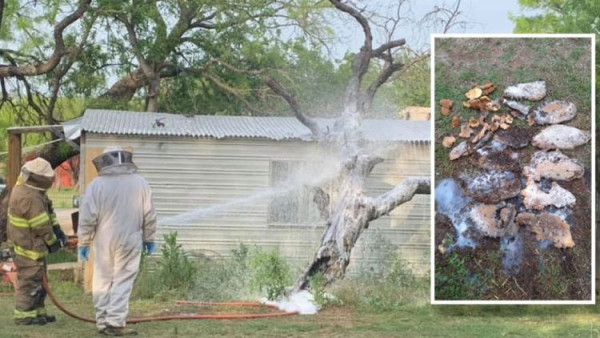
left=263, top=0, right=462, bottom=289
left=0, top=0, right=334, bottom=240
left=0, top=1, right=459, bottom=289
left=0, top=1, right=335, bottom=121
left=511, top=0, right=599, bottom=119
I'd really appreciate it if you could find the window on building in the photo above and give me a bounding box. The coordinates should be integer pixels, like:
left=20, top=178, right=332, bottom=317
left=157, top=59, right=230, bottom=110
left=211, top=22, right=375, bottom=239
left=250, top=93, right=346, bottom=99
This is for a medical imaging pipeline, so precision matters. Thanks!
left=268, top=160, right=329, bottom=226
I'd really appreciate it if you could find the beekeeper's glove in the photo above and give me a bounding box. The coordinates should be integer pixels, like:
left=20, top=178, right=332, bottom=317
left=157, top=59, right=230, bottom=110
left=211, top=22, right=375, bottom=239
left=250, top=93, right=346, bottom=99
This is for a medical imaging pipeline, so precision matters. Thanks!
left=78, top=246, right=90, bottom=262
left=143, top=242, right=157, bottom=255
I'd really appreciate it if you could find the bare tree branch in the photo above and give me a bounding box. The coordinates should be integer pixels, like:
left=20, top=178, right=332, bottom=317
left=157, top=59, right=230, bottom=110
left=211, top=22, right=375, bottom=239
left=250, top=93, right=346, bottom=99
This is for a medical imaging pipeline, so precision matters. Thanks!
left=348, top=154, right=383, bottom=178
left=2, top=52, right=45, bottom=122
left=116, top=15, right=154, bottom=77
left=0, top=0, right=91, bottom=77
left=361, top=61, right=403, bottom=111
left=329, top=0, right=373, bottom=104
left=329, top=0, right=372, bottom=52
left=47, top=15, right=97, bottom=123
left=20, top=76, right=45, bottom=123
left=370, top=177, right=430, bottom=219
left=189, top=20, right=216, bottom=29
left=0, top=77, right=8, bottom=110
left=371, top=39, right=406, bottom=58
left=441, top=0, right=462, bottom=33
left=265, top=76, right=322, bottom=137
left=422, top=0, right=464, bottom=33
left=115, top=12, right=163, bottom=111
left=362, top=52, right=428, bottom=111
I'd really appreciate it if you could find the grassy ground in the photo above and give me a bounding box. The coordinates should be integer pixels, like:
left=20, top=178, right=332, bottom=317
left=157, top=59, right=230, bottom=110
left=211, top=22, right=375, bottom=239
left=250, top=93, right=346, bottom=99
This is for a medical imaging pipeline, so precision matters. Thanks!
left=1, top=243, right=598, bottom=337
left=2, top=274, right=600, bottom=337
left=433, top=37, right=593, bottom=301
left=434, top=37, right=592, bottom=181
left=47, top=188, right=77, bottom=209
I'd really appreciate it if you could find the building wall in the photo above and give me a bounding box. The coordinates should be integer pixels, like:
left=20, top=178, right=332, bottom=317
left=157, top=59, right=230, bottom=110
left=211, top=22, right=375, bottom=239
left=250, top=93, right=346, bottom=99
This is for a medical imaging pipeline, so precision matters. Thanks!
left=399, top=106, right=431, bottom=121
left=82, top=134, right=430, bottom=276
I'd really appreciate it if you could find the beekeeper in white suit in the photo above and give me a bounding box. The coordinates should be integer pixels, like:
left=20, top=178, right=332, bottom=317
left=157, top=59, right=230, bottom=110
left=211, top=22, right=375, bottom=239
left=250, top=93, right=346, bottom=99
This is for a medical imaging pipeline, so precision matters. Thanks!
left=78, top=146, right=157, bottom=336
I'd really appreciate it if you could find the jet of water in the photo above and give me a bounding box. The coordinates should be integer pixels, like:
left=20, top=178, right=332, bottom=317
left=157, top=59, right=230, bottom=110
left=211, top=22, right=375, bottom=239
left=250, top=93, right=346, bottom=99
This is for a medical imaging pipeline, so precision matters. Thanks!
left=158, top=159, right=341, bottom=226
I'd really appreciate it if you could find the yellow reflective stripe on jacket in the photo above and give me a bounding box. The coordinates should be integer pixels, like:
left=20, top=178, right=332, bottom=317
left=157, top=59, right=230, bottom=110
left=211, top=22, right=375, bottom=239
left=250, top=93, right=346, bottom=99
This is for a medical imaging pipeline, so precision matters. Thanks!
left=13, top=245, right=46, bottom=260
left=8, top=212, right=50, bottom=228
left=29, top=213, right=51, bottom=228
left=14, top=309, right=37, bottom=319
left=45, top=235, right=57, bottom=246
left=7, top=214, right=29, bottom=228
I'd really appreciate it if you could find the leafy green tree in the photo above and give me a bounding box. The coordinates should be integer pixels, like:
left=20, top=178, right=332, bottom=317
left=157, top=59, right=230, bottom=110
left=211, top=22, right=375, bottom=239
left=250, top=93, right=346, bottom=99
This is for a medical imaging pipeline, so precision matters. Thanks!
left=512, top=0, right=599, bottom=35
left=158, top=41, right=351, bottom=117
left=0, top=1, right=334, bottom=120
left=90, top=0, right=333, bottom=112
left=511, top=0, right=599, bottom=120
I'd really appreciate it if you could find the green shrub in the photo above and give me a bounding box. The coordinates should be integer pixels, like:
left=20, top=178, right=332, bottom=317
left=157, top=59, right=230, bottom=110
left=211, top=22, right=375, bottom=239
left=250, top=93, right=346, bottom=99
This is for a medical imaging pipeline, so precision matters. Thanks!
left=248, top=247, right=291, bottom=300
left=308, top=272, right=327, bottom=306
left=190, top=243, right=251, bottom=301
left=134, top=241, right=295, bottom=302
left=158, top=232, right=196, bottom=290
left=307, top=271, right=341, bottom=307
left=330, top=253, right=427, bottom=311
left=383, top=255, right=417, bottom=288
left=133, top=232, right=197, bottom=300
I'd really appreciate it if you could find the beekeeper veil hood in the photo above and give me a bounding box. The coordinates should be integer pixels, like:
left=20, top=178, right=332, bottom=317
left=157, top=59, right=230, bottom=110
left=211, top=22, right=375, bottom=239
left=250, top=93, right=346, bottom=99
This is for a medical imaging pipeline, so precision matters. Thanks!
left=92, top=146, right=137, bottom=174
left=20, top=157, right=55, bottom=190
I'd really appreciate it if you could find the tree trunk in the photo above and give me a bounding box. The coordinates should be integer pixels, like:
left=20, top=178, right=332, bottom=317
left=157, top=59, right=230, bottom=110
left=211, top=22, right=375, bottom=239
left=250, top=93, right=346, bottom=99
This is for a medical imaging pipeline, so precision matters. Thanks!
left=145, top=76, right=160, bottom=112
left=292, top=155, right=430, bottom=291
left=99, top=69, right=146, bottom=102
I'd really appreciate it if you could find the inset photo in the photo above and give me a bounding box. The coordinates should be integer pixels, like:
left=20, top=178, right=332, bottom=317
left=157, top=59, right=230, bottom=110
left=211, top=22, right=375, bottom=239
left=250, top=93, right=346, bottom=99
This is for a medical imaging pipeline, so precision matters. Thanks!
left=432, top=35, right=595, bottom=303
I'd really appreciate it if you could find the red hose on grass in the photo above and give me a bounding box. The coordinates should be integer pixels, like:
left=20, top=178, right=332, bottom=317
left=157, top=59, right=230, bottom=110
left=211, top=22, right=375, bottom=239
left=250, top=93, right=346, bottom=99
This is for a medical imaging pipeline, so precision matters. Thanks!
left=42, top=275, right=299, bottom=324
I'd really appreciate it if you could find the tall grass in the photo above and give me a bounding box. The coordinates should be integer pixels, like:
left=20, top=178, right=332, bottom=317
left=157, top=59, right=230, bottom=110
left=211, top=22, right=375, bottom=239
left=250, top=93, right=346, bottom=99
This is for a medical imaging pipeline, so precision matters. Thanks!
left=133, top=232, right=426, bottom=311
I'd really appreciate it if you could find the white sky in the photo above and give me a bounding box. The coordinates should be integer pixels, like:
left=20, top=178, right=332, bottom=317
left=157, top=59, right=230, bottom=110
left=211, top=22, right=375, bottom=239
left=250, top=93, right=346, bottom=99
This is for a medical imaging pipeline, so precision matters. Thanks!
left=459, top=0, right=521, bottom=33
left=327, top=0, right=523, bottom=59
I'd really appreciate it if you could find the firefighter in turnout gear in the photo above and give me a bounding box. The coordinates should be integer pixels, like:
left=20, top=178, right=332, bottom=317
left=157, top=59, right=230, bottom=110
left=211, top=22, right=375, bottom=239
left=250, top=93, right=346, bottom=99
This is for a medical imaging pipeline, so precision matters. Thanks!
left=78, top=146, right=157, bottom=336
left=7, top=158, right=67, bottom=325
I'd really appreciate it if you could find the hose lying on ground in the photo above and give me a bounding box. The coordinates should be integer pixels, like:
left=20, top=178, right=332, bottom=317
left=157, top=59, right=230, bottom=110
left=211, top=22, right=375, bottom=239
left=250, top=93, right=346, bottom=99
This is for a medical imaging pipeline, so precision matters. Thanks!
left=42, top=275, right=299, bottom=323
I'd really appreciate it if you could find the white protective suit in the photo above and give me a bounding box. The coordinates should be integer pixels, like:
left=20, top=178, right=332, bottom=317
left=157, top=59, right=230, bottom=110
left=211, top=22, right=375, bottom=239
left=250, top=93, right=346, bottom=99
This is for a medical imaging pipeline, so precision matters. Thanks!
left=78, top=153, right=157, bottom=330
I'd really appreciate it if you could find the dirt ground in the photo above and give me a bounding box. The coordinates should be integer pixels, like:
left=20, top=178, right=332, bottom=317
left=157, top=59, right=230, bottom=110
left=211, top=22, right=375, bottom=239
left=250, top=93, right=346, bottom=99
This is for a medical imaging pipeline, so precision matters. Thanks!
left=433, top=38, right=592, bottom=301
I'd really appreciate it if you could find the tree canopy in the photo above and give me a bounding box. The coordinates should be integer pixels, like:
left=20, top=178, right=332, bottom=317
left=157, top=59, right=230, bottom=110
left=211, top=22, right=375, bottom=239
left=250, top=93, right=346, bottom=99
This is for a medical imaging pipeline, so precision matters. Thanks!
left=0, top=0, right=442, bottom=126
left=511, top=0, right=598, bottom=121
left=511, top=0, right=599, bottom=35
left=0, top=1, right=338, bottom=117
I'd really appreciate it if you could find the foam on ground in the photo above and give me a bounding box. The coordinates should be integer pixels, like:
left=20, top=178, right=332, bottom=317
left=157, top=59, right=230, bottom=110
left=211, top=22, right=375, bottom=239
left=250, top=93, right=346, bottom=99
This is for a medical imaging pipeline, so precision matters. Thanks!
left=263, top=290, right=320, bottom=315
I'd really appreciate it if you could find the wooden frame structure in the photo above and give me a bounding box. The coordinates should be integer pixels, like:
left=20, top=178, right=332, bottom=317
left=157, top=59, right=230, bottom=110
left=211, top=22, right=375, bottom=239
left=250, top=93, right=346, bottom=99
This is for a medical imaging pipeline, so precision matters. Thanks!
left=6, top=125, right=65, bottom=191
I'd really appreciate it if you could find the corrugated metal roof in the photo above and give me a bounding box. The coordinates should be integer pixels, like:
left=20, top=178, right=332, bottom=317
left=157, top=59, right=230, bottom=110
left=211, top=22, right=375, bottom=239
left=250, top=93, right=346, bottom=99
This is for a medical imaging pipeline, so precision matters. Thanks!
left=81, top=109, right=430, bottom=143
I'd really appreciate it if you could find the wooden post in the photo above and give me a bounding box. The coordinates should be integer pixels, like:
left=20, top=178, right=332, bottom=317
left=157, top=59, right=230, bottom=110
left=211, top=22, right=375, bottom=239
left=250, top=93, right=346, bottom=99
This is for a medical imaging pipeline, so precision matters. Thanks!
left=6, top=126, right=63, bottom=189
left=7, top=132, right=22, bottom=191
